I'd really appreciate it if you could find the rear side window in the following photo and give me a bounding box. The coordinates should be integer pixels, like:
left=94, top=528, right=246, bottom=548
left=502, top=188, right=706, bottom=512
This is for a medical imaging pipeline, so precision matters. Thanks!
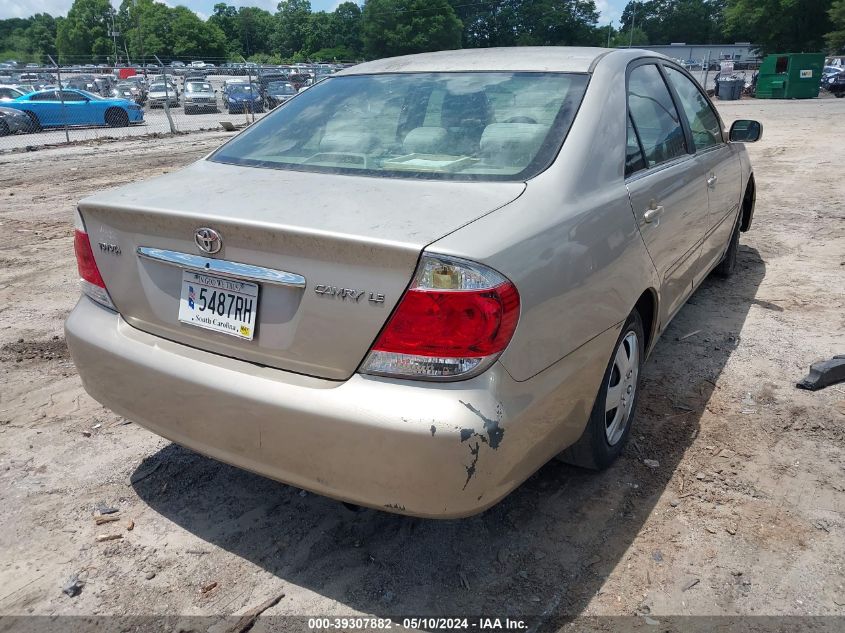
left=625, top=113, right=647, bottom=176
left=627, top=64, right=687, bottom=167
left=664, top=67, right=722, bottom=151
left=30, top=91, right=57, bottom=101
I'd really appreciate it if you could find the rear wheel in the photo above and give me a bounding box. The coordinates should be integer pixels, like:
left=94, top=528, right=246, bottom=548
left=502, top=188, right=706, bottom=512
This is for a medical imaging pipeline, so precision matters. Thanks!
left=105, top=108, right=129, bottom=128
left=560, top=310, right=645, bottom=470
left=23, top=111, right=41, bottom=132
left=714, top=213, right=741, bottom=278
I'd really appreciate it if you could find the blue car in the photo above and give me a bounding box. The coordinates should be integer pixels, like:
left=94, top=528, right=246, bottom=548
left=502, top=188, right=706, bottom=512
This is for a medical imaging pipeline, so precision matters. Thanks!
left=224, top=84, right=264, bottom=114
left=6, top=88, right=143, bottom=130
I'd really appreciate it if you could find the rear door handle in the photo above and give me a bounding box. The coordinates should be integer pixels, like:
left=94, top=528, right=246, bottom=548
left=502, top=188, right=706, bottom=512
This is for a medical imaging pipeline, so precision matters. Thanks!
left=643, top=205, right=665, bottom=223
left=707, top=175, right=718, bottom=188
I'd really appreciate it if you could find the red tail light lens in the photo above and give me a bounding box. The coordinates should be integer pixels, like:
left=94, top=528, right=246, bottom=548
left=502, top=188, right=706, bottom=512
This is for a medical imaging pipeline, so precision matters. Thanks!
left=74, top=229, right=105, bottom=288
left=361, top=255, right=520, bottom=380
left=74, top=228, right=115, bottom=310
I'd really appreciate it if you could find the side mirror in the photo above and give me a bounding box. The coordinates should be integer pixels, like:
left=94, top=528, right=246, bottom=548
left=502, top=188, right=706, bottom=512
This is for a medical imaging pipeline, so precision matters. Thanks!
left=730, top=119, right=762, bottom=143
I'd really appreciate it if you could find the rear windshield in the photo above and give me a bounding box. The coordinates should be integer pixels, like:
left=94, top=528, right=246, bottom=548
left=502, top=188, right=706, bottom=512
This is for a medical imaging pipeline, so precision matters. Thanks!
left=210, top=72, right=589, bottom=181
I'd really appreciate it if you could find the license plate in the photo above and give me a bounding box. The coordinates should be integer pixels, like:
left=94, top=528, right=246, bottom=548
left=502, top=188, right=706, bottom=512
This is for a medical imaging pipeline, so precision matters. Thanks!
left=178, top=271, right=259, bottom=340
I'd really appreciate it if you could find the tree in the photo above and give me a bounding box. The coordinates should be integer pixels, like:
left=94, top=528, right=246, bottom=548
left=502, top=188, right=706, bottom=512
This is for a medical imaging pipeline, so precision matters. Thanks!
left=275, top=0, right=313, bottom=57
left=333, top=2, right=363, bottom=54
left=724, top=0, right=833, bottom=54
left=169, top=6, right=227, bottom=60
left=619, top=1, right=726, bottom=45
left=362, top=0, right=462, bottom=58
left=827, top=0, right=845, bottom=52
left=56, top=0, right=112, bottom=62
left=27, top=14, right=58, bottom=59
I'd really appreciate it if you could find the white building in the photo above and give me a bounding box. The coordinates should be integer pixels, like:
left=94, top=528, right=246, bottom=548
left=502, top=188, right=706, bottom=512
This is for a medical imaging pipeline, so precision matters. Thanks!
left=629, top=43, right=760, bottom=65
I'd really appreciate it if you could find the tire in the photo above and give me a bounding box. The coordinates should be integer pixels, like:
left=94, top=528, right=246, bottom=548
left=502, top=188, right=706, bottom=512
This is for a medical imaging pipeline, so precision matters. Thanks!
left=714, top=212, right=741, bottom=278
left=560, top=310, right=645, bottom=470
left=105, top=108, right=129, bottom=128
left=0, top=120, right=9, bottom=137
left=835, top=93, right=845, bottom=98
left=23, top=111, right=41, bottom=132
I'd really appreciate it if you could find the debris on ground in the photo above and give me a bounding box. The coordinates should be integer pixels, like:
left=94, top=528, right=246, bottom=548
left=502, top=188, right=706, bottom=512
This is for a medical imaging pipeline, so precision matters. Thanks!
left=62, top=574, right=84, bottom=597
left=95, top=503, right=119, bottom=515
left=796, top=355, right=845, bottom=391
left=643, top=459, right=660, bottom=469
left=682, top=578, right=701, bottom=592
left=201, top=581, right=218, bottom=594
left=94, top=514, right=120, bottom=525
left=224, top=590, right=285, bottom=633
left=95, top=533, right=123, bottom=542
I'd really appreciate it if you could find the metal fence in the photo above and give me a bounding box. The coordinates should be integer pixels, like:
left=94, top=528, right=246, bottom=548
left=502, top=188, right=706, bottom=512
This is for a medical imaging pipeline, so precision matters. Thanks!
left=0, top=64, right=305, bottom=152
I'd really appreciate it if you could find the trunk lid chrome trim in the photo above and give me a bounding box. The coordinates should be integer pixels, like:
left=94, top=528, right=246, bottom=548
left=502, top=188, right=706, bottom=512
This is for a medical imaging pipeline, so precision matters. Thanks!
left=137, top=247, right=306, bottom=288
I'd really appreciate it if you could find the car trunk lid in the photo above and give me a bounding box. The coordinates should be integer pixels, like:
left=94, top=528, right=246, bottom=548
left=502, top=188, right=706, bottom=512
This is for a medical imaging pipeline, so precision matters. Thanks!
left=78, top=159, right=524, bottom=380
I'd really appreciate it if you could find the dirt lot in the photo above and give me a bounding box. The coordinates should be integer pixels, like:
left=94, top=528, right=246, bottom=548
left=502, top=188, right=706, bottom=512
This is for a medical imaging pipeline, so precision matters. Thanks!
left=1, top=99, right=844, bottom=631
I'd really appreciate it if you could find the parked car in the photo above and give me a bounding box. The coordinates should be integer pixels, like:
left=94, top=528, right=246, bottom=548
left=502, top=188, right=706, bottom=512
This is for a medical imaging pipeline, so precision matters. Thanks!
left=182, top=81, right=216, bottom=114
left=5, top=88, right=143, bottom=129
left=0, top=105, right=32, bottom=135
left=223, top=82, right=263, bottom=113
left=114, top=81, right=145, bottom=105
left=0, top=85, right=24, bottom=101
left=829, top=70, right=845, bottom=97
left=65, top=47, right=760, bottom=518
left=822, top=66, right=844, bottom=90
left=265, top=81, right=297, bottom=108
left=147, top=82, right=180, bottom=108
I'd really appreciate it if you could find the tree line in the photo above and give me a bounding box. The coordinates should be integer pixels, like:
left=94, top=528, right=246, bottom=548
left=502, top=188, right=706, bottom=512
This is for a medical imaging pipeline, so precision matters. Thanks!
left=1, top=0, right=843, bottom=66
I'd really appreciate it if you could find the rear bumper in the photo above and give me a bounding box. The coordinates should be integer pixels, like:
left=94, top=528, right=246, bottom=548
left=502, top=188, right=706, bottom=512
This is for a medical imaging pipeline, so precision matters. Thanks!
left=66, top=297, right=614, bottom=518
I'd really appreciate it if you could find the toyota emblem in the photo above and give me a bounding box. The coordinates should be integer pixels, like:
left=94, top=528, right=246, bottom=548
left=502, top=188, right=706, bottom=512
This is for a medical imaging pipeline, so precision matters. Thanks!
left=194, top=227, right=222, bottom=255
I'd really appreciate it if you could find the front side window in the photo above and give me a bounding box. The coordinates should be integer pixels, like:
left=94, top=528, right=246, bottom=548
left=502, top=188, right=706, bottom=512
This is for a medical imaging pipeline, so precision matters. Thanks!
left=31, top=91, right=57, bottom=101
left=627, top=64, right=687, bottom=168
left=664, top=67, right=722, bottom=151
left=210, top=72, right=589, bottom=181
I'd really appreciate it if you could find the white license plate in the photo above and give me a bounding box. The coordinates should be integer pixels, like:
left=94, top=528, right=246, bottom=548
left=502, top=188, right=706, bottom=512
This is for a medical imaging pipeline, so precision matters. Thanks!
left=178, top=271, right=259, bottom=340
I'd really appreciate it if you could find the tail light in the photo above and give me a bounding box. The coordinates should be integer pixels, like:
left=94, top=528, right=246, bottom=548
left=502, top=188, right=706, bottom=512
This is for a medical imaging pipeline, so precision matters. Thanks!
left=360, top=255, right=520, bottom=380
left=73, top=210, right=116, bottom=310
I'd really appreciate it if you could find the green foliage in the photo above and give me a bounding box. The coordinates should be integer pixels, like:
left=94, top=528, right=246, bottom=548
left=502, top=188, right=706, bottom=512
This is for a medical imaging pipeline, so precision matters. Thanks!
left=449, top=0, right=600, bottom=48
left=275, top=0, right=313, bottom=57
left=610, top=26, right=650, bottom=47
left=4, top=0, right=841, bottom=66
left=827, top=0, right=845, bottom=52
left=620, top=1, right=726, bottom=45
left=724, top=0, right=832, bottom=54
left=310, top=46, right=358, bottom=61
left=362, top=0, right=462, bottom=58
left=56, top=0, right=112, bottom=62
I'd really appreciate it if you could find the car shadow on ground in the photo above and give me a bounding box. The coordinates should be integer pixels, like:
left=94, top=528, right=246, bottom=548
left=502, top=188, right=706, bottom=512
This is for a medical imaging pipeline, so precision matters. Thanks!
left=132, top=246, right=766, bottom=627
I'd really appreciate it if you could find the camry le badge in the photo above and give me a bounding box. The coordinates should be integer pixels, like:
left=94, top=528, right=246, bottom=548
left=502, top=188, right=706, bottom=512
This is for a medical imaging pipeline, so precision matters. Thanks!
left=194, top=227, right=222, bottom=255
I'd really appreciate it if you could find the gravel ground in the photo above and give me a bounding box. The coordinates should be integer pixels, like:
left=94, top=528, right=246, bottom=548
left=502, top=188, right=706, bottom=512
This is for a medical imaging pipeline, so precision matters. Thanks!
left=0, top=98, right=843, bottom=631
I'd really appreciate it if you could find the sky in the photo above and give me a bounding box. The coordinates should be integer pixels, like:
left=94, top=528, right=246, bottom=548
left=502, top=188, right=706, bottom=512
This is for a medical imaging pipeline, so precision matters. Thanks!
left=1, top=0, right=628, bottom=25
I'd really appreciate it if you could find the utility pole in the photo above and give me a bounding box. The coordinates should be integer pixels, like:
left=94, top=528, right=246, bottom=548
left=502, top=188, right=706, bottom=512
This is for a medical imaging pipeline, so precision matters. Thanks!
left=48, top=54, right=69, bottom=144
left=629, top=2, right=637, bottom=48
left=607, top=22, right=613, bottom=48
left=110, top=8, right=119, bottom=65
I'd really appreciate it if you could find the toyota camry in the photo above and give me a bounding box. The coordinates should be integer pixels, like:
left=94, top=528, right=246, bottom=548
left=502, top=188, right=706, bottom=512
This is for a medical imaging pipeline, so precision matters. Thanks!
left=65, top=47, right=761, bottom=518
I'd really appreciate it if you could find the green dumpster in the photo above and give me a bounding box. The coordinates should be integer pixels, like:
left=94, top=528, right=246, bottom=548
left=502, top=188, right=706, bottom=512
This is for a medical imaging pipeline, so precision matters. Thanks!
left=756, top=53, right=824, bottom=99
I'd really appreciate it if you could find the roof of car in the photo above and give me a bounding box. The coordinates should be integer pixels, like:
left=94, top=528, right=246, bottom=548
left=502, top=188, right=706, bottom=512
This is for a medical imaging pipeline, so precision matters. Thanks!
left=337, top=47, right=616, bottom=75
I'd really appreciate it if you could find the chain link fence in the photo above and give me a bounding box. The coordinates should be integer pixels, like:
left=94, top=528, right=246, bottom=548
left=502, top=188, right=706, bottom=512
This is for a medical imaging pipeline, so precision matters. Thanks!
left=0, top=62, right=332, bottom=152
